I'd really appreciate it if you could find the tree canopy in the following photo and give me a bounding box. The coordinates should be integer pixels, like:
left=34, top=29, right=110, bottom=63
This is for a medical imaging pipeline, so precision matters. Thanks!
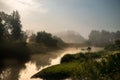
left=89, top=30, right=120, bottom=46
left=0, top=11, right=23, bottom=41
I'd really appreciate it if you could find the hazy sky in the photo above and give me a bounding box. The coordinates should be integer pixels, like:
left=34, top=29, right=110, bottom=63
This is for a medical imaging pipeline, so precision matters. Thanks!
left=0, top=0, right=120, bottom=38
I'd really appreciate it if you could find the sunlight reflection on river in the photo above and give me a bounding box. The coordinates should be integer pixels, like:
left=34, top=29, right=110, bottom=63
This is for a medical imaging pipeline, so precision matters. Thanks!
left=19, top=47, right=103, bottom=80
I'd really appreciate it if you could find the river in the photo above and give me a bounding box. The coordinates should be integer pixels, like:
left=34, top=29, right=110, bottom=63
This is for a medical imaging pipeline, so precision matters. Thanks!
left=0, top=47, right=103, bottom=80
left=19, top=47, right=102, bottom=80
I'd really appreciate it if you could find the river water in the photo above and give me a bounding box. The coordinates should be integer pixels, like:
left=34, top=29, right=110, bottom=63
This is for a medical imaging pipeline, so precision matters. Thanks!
left=0, top=47, right=103, bottom=80
left=19, top=47, right=102, bottom=80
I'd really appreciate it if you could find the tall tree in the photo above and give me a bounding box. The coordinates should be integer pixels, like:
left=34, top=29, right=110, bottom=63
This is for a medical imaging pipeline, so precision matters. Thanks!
left=0, top=17, right=5, bottom=41
left=11, top=11, right=22, bottom=40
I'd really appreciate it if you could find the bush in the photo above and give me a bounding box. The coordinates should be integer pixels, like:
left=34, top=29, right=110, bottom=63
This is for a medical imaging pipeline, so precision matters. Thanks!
left=61, top=52, right=102, bottom=63
left=60, top=54, right=75, bottom=63
left=36, top=31, right=58, bottom=47
left=100, top=53, right=120, bottom=80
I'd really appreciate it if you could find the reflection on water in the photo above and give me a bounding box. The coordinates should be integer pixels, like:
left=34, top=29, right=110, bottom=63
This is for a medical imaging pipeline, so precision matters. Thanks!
left=0, top=64, right=24, bottom=80
left=19, top=47, right=103, bottom=80
left=51, top=47, right=103, bottom=65
left=0, top=68, right=11, bottom=80
left=19, top=47, right=83, bottom=80
left=51, top=48, right=82, bottom=65
left=0, top=47, right=103, bottom=80
left=19, top=62, right=42, bottom=80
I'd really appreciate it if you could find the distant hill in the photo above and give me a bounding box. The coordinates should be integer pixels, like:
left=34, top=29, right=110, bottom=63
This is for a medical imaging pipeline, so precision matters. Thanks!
left=54, top=31, right=86, bottom=43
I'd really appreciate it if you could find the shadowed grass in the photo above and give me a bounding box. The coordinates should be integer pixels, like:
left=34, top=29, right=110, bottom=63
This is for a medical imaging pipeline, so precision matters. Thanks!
left=32, top=52, right=120, bottom=80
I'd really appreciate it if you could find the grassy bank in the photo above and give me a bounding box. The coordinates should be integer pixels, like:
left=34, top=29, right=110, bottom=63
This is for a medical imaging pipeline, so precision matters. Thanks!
left=32, top=41, right=120, bottom=80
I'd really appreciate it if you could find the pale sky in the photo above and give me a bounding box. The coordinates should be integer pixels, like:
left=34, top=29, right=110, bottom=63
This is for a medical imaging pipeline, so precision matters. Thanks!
left=0, top=0, right=120, bottom=38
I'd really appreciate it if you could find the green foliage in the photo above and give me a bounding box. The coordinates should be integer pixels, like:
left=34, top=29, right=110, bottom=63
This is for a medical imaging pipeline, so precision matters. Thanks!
left=61, top=52, right=102, bottom=63
left=32, top=60, right=101, bottom=80
left=36, top=31, right=58, bottom=47
left=34, top=51, right=120, bottom=80
left=100, top=53, right=120, bottom=80
left=32, top=62, right=78, bottom=80
left=71, top=60, right=100, bottom=80
left=61, top=54, right=75, bottom=63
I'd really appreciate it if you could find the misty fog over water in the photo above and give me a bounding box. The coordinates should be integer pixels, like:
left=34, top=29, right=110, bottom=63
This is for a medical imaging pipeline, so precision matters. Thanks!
left=19, top=47, right=103, bottom=80
left=0, top=0, right=120, bottom=80
left=0, top=47, right=102, bottom=80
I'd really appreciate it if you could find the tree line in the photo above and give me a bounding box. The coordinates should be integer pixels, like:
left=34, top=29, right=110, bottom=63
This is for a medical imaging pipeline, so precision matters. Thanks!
left=0, top=11, right=25, bottom=42
left=0, top=11, right=65, bottom=80
left=88, top=30, right=120, bottom=46
left=0, top=11, right=64, bottom=65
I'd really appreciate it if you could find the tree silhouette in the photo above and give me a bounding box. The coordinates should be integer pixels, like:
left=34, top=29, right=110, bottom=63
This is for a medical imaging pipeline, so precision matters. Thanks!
left=36, top=31, right=58, bottom=47
left=0, top=17, right=5, bottom=41
left=0, top=11, right=23, bottom=41
left=89, top=30, right=120, bottom=46
left=10, top=11, right=22, bottom=40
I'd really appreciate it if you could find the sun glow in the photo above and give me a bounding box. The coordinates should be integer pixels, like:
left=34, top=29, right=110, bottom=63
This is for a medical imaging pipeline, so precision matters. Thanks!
left=5, top=0, right=33, bottom=11
left=1, top=0, right=48, bottom=14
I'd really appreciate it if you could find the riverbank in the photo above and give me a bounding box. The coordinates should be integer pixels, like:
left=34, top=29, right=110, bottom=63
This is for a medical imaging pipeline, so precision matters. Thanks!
left=19, top=47, right=84, bottom=80
left=32, top=42, right=120, bottom=80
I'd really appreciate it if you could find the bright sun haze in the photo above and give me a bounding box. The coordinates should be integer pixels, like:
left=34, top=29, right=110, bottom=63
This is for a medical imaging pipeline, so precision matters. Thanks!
left=0, top=0, right=120, bottom=38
